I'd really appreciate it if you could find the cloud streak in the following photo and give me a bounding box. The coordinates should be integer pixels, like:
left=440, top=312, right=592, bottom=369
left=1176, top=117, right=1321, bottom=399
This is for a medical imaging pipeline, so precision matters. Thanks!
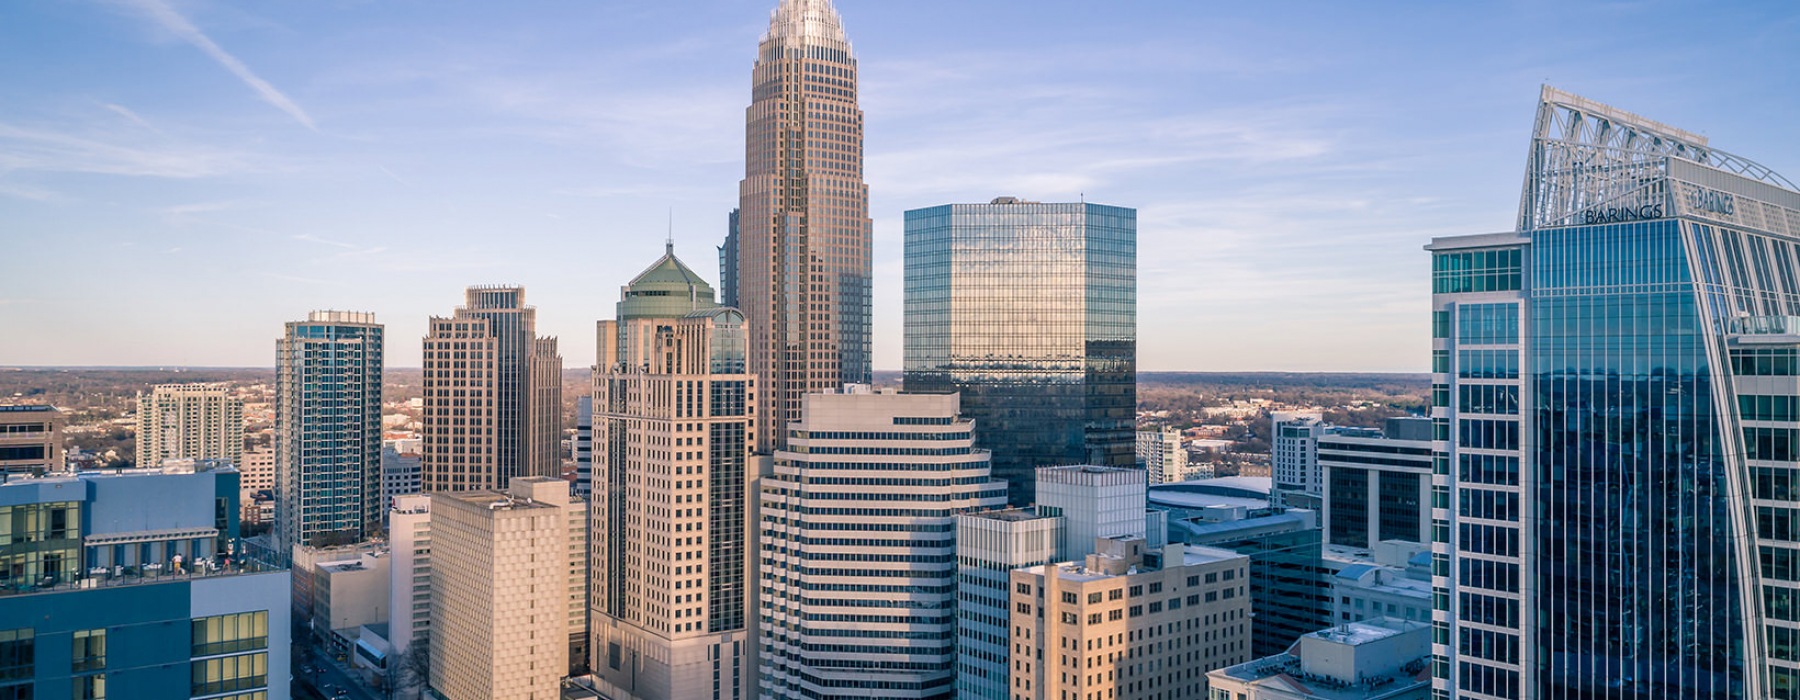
left=113, top=0, right=318, bottom=132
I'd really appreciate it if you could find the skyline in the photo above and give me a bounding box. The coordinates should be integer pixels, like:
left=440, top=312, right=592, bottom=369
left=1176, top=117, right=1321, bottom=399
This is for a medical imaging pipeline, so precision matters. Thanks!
left=2, top=1, right=1797, bottom=371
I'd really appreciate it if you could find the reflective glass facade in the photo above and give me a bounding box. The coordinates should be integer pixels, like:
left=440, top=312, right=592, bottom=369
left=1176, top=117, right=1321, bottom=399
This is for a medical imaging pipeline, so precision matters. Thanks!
left=902, top=201, right=1137, bottom=505
left=1431, top=88, right=1800, bottom=700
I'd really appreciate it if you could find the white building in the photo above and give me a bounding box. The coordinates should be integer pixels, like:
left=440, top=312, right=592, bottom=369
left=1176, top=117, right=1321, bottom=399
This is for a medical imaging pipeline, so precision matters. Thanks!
left=1207, top=617, right=1432, bottom=700
left=759, top=388, right=1006, bottom=700
left=1326, top=542, right=1434, bottom=626
left=388, top=494, right=432, bottom=658
left=1036, top=464, right=1146, bottom=560
left=1270, top=411, right=1324, bottom=496
left=1138, top=427, right=1210, bottom=483
left=954, top=508, right=1063, bottom=700
left=136, top=383, right=244, bottom=469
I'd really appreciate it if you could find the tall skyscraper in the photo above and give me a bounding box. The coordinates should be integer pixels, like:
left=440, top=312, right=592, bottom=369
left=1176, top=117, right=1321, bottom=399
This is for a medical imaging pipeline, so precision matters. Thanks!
left=135, top=383, right=244, bottom=469
left=903, top=198, right=1138, bottom=505
left=421, top=286, right=563, bottom=493
left=736, top=0, right=873, bottom=450
left=275, top=311, right=383, bottom=558
left=590, top=245, right=755, bottom=700
left=759, top=388, right=1007, bottom=700
left=1430, top=87, right=1800, bottom=699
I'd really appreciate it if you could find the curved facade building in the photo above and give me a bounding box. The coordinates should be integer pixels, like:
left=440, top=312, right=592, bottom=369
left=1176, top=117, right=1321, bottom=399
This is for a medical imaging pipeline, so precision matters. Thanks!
left=736, top=0, right=873, bottom=451
left=1429, top=87, right=1800, bottom=699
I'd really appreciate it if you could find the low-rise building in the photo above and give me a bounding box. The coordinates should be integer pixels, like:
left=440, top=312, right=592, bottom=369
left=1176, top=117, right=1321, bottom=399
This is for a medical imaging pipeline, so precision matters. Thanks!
left=1324, top=542, right=1433, bottom=626
left=1207, top=617, right=1431, bottom=700
left=1009, top=537, right=1253, bottom=700
left=0, top=405, right=62, bottom=477
left=1172, top=505, right=1333, bottom=658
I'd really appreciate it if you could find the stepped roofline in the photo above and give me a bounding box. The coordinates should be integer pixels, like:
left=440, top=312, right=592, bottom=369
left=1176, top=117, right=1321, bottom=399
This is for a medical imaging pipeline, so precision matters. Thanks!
left=762, top=0, right=851, bottom=53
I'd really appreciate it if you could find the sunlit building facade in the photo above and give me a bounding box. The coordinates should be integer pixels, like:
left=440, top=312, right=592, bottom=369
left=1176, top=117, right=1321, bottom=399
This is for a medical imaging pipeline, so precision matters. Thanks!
left=135, top=383, right=244, bottom=469
left=1429, top=87, right=1800, bottom=699
left=759, top=389, right=1006, bottom=699
left=421, top=286, right=563, bottom=494
left=276, top=311, right=383, bottom=557
left=903, top=198, right=1137, bottom=505
left=735, top=0, right=873, bottom=451
left=591, top=246, right=755, bottom=700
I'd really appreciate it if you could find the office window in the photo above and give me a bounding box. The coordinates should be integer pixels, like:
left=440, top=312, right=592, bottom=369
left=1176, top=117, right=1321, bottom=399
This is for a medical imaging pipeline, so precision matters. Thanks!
left=0, top=629, right=30, bottom=681
left=192, top=612, right=268, bottom=657
left=190, top=653, right=267, bottom=696
left=72, top=629, right=105, bottom=672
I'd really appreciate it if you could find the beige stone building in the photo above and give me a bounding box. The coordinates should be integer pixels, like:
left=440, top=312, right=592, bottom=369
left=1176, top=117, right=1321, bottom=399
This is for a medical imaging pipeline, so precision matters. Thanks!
left=429, top=477, right=584, bottom=700
left=1009, top=537, right=1254, bottom=700
left=0, top=404, right=62, bottom=476
left=590, top=245, right=755, bottom=700
left=136, top=383, right=243, bottom=469
left=422, top=286, right=562, bottom=494
left=735, top=0, right=873, bottom=450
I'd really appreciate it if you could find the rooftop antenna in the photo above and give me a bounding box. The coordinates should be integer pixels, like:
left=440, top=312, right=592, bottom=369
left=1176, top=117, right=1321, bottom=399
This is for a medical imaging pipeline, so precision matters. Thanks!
left=666, top=208, right=674, bottom=255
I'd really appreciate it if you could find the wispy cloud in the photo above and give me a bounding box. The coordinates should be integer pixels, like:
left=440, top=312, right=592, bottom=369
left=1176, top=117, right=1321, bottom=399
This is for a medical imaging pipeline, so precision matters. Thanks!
left=111, top=0, right=318, bottom=132
left=102, top=103, right=163, bottom=134
left=0, top=121, right=254, bottom=178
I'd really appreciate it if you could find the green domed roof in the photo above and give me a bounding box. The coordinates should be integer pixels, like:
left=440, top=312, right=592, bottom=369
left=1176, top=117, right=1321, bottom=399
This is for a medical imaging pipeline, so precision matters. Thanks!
left=618, top=243, right=717, bottom=320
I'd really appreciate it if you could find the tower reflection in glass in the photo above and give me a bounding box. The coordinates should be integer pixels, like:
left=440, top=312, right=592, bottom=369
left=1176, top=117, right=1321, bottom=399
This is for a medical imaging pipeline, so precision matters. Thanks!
left=904, top=198, right=1136, bottom=505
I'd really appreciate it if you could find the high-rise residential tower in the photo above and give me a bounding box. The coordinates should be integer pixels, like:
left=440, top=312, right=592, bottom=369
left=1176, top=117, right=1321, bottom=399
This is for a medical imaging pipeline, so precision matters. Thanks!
left=275, top=311, right=383, bottom=558
left=735, top=0, right=873, bottom=450
left=759, top=388, right=1007, bottom=700
left=135, top=383, right=244, bottom=469
left=1429, top=87, right=1800, bottom=699
left=903, top=198, right=1137, bottom=505
left=590, top=246, right=755, bottom=700
left=421, top=286, right=563, bottom=493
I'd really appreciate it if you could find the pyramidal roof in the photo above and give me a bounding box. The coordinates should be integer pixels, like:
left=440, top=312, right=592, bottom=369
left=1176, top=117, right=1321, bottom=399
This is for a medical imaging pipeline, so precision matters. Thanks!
left=628, top=242, right=713, bottom=291
left=763, top=0, right=851, bottom=51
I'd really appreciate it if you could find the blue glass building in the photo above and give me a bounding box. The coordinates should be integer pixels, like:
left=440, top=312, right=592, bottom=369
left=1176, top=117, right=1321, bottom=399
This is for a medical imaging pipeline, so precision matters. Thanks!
left=1430, top=87, right=1800, bottom=699
left=903, top=198, right=1137, bottom=505
left=275, top=311, right=383, bottom=559
left=0, top=465, right=290, bottom=700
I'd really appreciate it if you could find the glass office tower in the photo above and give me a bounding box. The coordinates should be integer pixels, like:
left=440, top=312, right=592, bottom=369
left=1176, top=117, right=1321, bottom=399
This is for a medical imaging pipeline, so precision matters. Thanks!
left=903, top=198, right=1136, bottom=505
left=1429, top=87, right=1800, bottom=700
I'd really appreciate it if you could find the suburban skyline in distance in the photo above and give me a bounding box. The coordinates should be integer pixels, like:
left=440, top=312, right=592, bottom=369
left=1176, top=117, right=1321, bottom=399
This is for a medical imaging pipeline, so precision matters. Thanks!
left=1, top=1, right=1796, bottom=371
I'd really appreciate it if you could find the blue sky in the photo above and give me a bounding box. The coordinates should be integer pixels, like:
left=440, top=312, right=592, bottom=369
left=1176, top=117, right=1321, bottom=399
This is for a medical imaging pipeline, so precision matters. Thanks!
left=1, top=0, right=1796, bottom=371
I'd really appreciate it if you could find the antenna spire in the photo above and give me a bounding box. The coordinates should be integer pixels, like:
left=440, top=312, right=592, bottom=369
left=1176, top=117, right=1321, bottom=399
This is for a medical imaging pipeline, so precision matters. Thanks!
left=666, top=208, right=674, bottom=254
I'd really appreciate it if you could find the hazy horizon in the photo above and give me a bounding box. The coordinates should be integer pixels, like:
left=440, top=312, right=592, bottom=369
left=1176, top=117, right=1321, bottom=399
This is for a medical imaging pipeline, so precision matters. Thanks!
left=3, top=1, right=1796, bottom=372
